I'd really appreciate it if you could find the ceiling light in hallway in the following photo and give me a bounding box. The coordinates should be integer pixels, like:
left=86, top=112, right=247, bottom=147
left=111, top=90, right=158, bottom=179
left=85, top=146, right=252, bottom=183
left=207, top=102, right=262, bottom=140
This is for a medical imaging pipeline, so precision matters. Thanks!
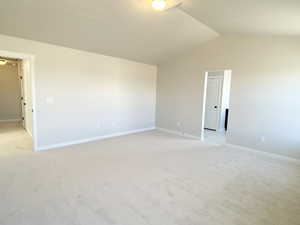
left=0, top=59, right=7, bottom=65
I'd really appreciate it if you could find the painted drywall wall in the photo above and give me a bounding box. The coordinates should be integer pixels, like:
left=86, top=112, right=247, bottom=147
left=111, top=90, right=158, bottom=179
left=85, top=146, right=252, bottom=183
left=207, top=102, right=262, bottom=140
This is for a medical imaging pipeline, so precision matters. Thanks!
left=0, top=63, right=22, bottom=121
left=0, top=35, right=157, bottom=149
left=156, top=35, right=300, bottom=159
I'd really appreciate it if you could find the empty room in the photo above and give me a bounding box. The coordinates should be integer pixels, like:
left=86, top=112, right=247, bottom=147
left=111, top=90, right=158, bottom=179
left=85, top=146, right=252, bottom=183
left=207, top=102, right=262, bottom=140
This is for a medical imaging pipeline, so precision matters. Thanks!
left=0, top=0, right=299, bottom=225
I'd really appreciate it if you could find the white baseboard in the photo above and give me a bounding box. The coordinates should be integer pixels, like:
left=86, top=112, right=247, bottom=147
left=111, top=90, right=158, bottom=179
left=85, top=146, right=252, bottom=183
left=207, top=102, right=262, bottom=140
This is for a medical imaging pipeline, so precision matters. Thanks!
left=0, top=119, right=21, bottom=123
left=38, top=127, right=155, bottom=151
left=225, top=143, right=300, bottom=164
left=156, top=127, right=201, bottom=140
left=157, top=128, right=300, bottom=163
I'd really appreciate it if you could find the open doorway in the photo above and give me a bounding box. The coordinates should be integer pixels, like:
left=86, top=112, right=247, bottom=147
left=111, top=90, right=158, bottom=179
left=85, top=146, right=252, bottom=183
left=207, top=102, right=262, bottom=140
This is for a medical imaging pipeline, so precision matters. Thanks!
left=0, top=54, right=36, bottom=152
left=201, top=70, right=232, bottom=144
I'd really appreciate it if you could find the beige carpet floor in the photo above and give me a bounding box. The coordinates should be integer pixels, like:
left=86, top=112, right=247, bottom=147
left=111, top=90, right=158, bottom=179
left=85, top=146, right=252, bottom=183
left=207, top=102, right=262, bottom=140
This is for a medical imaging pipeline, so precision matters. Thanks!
left=0, top=123, right=300, bottom=225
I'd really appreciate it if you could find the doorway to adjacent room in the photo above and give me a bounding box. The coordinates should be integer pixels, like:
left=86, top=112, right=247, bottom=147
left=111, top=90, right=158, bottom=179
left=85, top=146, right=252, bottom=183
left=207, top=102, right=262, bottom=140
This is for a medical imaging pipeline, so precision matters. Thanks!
left=0, top=52, right=36, bottom=152
left=201, top=70, right=232, bottom=144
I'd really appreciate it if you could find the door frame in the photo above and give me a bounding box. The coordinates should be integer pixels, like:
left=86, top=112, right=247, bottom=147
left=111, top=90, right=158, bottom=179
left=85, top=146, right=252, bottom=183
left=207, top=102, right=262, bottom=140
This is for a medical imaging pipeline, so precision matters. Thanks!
left=18, top=60, right=26, bottom=128
left=201, top=70, right=231, bottom=141
left=0, top=50, right=38, bottom=151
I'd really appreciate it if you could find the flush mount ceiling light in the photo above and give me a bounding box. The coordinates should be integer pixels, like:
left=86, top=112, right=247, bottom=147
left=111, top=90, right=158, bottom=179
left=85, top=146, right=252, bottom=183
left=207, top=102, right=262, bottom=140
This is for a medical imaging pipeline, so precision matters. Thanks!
left=152, top=0, right=167, bottom=11
left=151, top=0, right=183, bottom=11
left=0, top=59, right=7, bottom=66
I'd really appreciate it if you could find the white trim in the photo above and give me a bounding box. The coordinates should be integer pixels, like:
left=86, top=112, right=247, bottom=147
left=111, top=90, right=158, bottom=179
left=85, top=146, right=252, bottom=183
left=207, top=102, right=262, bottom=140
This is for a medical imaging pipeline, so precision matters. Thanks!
left=0, top=119, right=21, bottom=122
left=201, top=72, right=208, bottom=141
left=38, top=127, right=156, bottom=151
left=156, top=127, right=201, bottom=140
left=0, top=50, right=38, bottom=151
left=218, top=127, right=226, bottom=132
left=157, top=127, right=300, bottom=163
left=225, top=143, right=300, bottom=165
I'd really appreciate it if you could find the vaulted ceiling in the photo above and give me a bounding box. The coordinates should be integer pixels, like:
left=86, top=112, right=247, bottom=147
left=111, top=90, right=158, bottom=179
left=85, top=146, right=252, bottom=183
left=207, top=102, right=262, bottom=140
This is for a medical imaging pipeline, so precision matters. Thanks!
left=182, top=0, right=300, bottom=35
left=0, top=0, right=298, bottom=64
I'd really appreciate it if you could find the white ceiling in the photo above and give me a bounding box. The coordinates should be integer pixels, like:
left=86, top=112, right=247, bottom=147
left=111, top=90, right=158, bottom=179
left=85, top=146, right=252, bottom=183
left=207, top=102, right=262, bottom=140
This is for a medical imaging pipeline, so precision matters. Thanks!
left=182, top=0, right=300, bottom=35
left=0, top=0, right=298, bottom=65
left=0, top=0, right=217, bottom=64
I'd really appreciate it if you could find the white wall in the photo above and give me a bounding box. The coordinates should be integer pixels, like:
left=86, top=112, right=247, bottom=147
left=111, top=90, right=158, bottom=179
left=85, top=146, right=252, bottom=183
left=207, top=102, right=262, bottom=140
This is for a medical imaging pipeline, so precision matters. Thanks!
left=0, top=35, right=157, bottom=150
left=0, top=63, right=22, bottom=121
left=156, top=35, right=300, bottom=159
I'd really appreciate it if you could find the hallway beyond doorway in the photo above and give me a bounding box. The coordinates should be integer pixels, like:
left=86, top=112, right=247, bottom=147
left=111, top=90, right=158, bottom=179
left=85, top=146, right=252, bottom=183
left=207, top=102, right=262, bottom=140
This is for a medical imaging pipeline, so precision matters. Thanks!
left=0, top=122, right=33, bottom=155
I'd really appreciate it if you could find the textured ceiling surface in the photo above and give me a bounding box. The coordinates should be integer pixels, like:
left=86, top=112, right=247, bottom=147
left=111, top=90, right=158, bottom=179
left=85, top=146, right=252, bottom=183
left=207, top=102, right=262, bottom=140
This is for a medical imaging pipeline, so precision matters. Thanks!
left=0, top=0, right=298, bottom=64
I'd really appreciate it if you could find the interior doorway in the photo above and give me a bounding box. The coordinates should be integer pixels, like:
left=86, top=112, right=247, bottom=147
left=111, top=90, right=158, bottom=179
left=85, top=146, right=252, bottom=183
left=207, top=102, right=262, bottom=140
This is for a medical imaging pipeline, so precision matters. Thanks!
left=201, top=70, right=232, bottom=144
left=0, top=52, right=36, bottom=152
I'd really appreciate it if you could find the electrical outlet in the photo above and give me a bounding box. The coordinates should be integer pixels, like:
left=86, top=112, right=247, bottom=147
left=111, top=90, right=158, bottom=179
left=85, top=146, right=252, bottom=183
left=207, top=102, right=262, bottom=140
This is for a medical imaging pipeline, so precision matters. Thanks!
left=177, top=122, right=181, bottom=127
left=260, top=136, right=265, bottom=142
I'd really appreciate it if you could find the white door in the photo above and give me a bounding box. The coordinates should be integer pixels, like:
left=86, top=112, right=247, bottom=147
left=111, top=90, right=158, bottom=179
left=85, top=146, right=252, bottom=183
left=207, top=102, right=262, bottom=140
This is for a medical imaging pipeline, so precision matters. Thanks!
left=204, top=76, right=223, bottom=131
left=18, top=61, right=26, bottom=128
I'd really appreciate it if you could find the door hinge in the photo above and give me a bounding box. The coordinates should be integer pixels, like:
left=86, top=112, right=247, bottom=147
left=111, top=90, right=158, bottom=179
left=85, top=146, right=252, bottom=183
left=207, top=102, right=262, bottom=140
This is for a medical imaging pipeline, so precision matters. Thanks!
left=22, top=117, right=24, bottom=121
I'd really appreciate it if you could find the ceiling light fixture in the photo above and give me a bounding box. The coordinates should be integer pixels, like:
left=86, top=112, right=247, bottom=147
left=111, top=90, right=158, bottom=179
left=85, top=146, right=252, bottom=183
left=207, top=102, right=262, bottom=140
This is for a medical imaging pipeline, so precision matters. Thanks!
left=0, top=59, right=7, bottom=66
left=152, top=0, right=166, bottom=11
